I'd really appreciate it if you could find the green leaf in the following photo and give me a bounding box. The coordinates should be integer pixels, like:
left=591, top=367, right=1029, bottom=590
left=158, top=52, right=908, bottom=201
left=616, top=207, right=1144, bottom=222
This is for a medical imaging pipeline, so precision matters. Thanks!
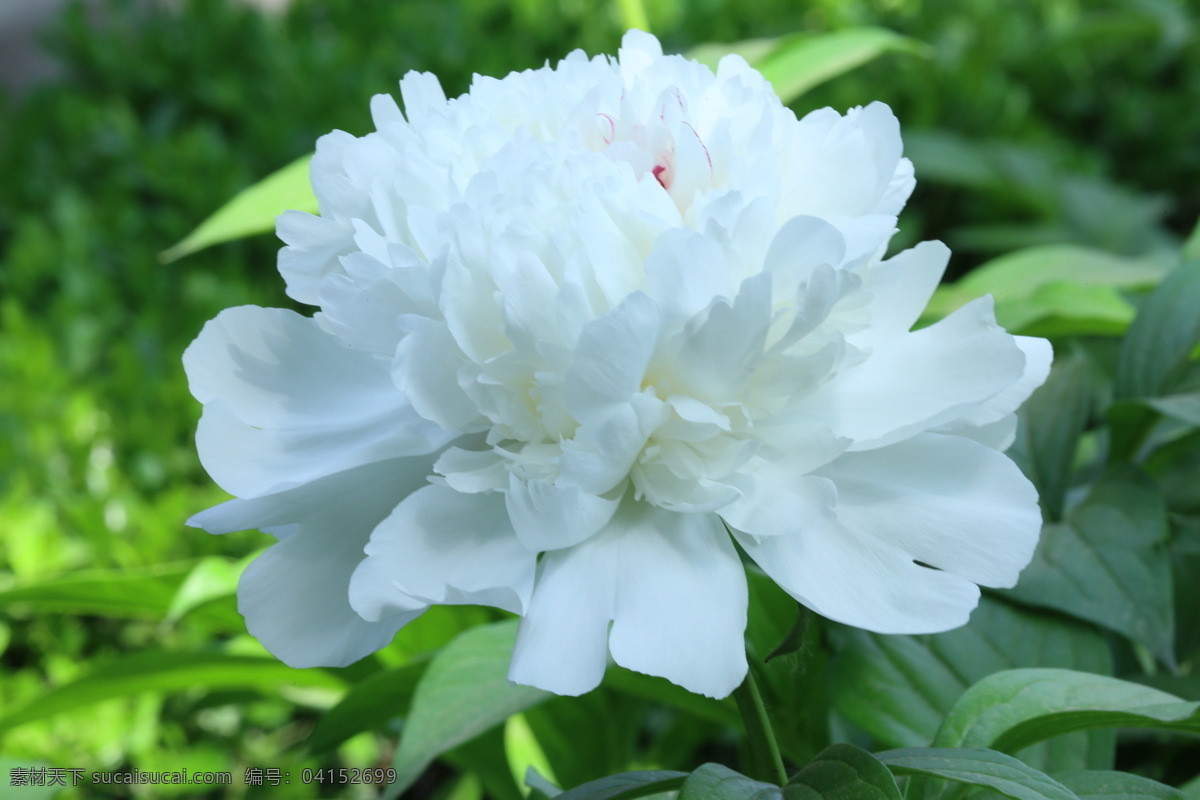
left=785, top=744, right=902, bottom=800
left=933, top=668, right=1200, bottom=754
left=752, top=29, right=928, bottom=105
left=1054, top=770, right=1185, bottom=799
left=690, top=28, right=927, bottom=105
left=1183, top=216, right=1200, bottom=263
left=0, top=563, right=241, bottom=629
left=831, top=597, right=1112, bottom=772
left=387, top=620, right=550, bottom=798
left=556, top=771, right=688, bottom=800
left=1001, top=473, right=1174, bottom=667
left=923, top=245, right=1172, bottom=333
left=877, top=747, right=1078, bottom=800
left=1116, top=260, right=1200, bottom=399
left=0, top=651, right=345, bottom=734
left=680, top=763, right=780, bottom=800
left=1012, top=354, right=1091, bottom=521
left=306, top=660, right=427, bottom=753
left=526, top=766, right=564, bottom=800
left=159, top=154, right=316, bottom=262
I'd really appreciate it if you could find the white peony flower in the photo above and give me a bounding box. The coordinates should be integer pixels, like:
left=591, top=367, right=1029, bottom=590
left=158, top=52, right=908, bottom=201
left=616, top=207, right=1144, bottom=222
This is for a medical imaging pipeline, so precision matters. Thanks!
left=185, top=31, right=1051, bottom=699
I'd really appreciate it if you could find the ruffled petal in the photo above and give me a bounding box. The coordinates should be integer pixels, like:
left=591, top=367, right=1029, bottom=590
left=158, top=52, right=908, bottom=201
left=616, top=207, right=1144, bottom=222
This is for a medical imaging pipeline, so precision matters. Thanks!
left=349, top=485, right=537, bottom=621
left=795, top=296, right=1027, bottom=450
left=187, top=457, right=436, bottom=667
left=736, top=432, right=1041, bottom=633
left=509, top=501, right=747, bottom=698
left=505, top=475, right=620, bottom=551
left=184, top=306, right=447, bottom=497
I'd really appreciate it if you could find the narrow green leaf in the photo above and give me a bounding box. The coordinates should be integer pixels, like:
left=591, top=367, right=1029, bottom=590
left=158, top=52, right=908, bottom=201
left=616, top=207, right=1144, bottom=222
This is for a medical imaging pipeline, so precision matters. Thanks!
left=556, top=771, right=688, bottom=800
left=681, top=763, right=779, bottom=800
left=785, top=744, right=902, bottom=800
left=387, top=620, right=549, bottom=798
left=160, top=154, right=316, bottom=262
left=753, top=29, right=928, bottom=105
left=1054, top=770, right=1185, bottom=799
left=306, top=660, right=427, bottom=754
left=877, top=747, right=1079, bottom=800
left=1116, top=260, right=1200, bottom=399
left=0, top=651, right=345, bottom=734
left=0, top=563, right=240, bottom=630
left=831, top=597, right=1113, bottom=772
left=690, top=28, right=927, bottom=105
left=1001, top=473, right=1174, bottom=667
left=164, top=556, right=240, bottom=623
left=933, top=668, right=1200, bottom=754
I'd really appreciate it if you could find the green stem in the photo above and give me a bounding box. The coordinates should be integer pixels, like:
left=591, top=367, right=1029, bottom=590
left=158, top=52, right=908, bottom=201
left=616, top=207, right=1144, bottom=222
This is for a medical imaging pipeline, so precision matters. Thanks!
left=732, top=668, right=787, bottom=786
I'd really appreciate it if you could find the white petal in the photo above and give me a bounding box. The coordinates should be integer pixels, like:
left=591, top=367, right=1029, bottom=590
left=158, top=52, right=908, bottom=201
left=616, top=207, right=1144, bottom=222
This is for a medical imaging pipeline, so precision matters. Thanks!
left=184, top=306, right=445, bottom=497
left=719, top=455, right=841, bottom=539
left=737, top=432, right=1041, bottom=634
left=564, top=292, right=661, bottom=425
left=349, top=485, right=536, bottom=621
left=509, top=502, right=747, bottom=698
left=816, top=432, right=1042, bottom=588
left=505, top=475, right=620, bottom=551
left=856, top=241, right=950, bottom=343
left=434, top=446, right=509, bottom=493
left=188, top=457, right=435, bottom=667
left=939, top=335, right=1054, bottom=431
left=798, top=296, right=1027, bottom=450
left=644, top=230, right=733, bottom=323
left=762, top=215, right=846, bottom=305
left=392, top=318, right=481, bottom=432
left=559, top=392, right=667, bottom=495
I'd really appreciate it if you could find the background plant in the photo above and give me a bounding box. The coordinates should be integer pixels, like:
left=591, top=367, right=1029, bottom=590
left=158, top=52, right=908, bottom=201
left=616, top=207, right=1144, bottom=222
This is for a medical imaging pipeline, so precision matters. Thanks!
left=1, top=0, right=1199, bottom=797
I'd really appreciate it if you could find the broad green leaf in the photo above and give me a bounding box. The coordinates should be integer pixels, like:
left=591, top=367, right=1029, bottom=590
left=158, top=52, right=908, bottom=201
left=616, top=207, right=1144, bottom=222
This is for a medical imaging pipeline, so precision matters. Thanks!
left=877, top=747, right=1078, bottom=800
left=690, top=28, right=927, bottom=105
left=1054, top=770, right=1185, bottom=799
left=923, top=245, right=1172, bottom=330
left=786, top=744, right=902, bottom=800
left=1184, top=215, right=1200, bottom=263
left=0, top=651, right=345, bottom=734
left=445, top=726, right=527, bottom=800
left=1143, top=392, right=1200, bottom=427
left=160, top=154, right=316, bottom=262
left=1001, top=473, right=1174, bottom=667
left=556, top=771, right=688, bottom=800
left=680, top=763, right=779, bottom=800
left=387, top=620, right=550, bottom=798
left=306, top=660, right=427, bottom=753
left=933, top=668, right=1200, bottom=754
left=0, top=563, right=240, bottom=630
left=1116, top=260, right=1200, bottom=399
left=604, top=667, right=740, bottom=730
left=1012, top=354, right=1091, bottom=521
left=523, top=691, right=645, bottom=791
left=831, top=597, right=1112, bottom=772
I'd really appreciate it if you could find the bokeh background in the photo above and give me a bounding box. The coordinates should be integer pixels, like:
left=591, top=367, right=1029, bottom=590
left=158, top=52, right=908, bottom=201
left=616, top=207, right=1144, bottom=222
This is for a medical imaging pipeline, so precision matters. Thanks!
left=2, top=0, right=1199, bottom=797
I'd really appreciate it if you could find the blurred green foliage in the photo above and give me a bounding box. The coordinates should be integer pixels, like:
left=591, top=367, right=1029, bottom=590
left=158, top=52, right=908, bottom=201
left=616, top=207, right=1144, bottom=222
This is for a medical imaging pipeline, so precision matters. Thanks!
left=1, top=0, right=1199, bottom=797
